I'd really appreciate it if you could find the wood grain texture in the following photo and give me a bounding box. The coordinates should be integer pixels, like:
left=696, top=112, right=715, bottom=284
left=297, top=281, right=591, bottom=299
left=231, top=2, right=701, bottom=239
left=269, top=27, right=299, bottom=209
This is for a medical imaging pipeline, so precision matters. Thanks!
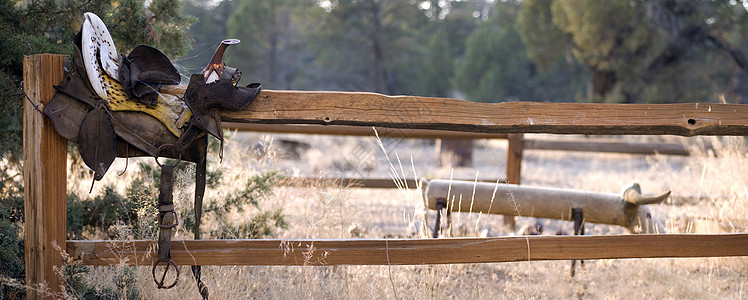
left=23, top=54, right=67, bottom=299
left=66, top=234, right=748, bottom=266
left=223, top=123, right=509, bottom=139
left=221, top=90, right=748, bottom=136
left=506, top=134, right=524, bottom=185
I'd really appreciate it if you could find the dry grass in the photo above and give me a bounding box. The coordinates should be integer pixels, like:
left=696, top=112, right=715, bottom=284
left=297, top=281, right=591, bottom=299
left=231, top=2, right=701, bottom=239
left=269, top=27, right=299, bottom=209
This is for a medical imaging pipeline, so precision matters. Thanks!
left=38, top=133, right=748, bottom=299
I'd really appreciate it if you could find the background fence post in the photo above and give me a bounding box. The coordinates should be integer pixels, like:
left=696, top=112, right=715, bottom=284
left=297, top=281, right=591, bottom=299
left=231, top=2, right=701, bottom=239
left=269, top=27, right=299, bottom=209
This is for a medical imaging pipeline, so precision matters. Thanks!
left=23, top=54, right=67, bottom=299
left=504, top=133, right=524, bottom=231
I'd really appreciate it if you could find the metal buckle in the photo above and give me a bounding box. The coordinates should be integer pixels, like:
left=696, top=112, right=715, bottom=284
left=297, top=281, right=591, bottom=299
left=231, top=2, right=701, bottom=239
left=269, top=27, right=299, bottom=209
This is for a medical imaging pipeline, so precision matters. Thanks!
left=154, top=144, right=182, bottom=167
left=152, top=259, right=180, bottom=289
left=158, top=210, right=179, bottom=229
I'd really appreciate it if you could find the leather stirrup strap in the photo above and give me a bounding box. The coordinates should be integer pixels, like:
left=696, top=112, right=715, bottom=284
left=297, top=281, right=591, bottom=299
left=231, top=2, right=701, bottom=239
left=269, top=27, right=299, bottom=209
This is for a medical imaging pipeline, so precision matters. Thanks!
left=154, top=163, right=179, bottom=289
left=172, top=120, right=204, bottom=154
left=191, top=155, right=209, bottom=299
left=157, top=164, right=177, bottom=262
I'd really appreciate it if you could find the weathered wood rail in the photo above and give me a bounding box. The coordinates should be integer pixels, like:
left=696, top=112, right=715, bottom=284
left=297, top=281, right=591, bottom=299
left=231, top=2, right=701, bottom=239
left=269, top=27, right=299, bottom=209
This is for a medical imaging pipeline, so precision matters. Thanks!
left=220, top=90, right=748, bottom=136
left=223, top=123, right=510, bottom=139
left=23, top=54, right=748, bottom=298
left=522, top=139, right=691, bottom=156
left=279, top=177, right=504, bottom=189
left=67, top=234, right=748, bottom=266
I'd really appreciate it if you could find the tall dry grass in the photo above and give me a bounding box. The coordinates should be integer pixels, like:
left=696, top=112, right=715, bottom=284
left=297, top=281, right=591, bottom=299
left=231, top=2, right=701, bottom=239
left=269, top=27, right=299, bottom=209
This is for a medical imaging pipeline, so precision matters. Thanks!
left=22, top=133, right=747, bottom=299
left=648, top=136, right=748, bottom=233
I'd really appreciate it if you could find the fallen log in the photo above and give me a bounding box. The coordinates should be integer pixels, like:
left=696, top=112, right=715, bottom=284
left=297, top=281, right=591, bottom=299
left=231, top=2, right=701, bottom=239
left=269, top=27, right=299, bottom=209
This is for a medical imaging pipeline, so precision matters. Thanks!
left=422, top=179, right=670, bottom=234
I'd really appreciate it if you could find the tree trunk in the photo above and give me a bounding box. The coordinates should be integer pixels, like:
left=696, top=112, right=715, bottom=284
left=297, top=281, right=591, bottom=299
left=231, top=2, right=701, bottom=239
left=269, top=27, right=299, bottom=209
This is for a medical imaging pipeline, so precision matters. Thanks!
left=590, top=69, right=615, bottom=100
left=734, top=70, right=748, bottom=104
left=369, top=3, right=385, bottom=93
left=269, top=6, right=279, bottom=88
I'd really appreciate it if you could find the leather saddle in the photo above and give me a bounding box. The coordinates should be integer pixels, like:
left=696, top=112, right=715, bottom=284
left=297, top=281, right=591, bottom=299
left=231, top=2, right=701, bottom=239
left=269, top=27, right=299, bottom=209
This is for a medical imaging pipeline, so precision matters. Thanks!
left=44, top=12, right=260, bottom=299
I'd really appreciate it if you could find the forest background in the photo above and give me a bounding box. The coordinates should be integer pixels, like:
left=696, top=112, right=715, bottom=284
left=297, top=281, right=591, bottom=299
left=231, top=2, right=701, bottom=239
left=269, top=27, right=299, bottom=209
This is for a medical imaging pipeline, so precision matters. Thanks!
left=1, top=0, right=747, bottom=296
left=3, top=0, right=748, bottom=161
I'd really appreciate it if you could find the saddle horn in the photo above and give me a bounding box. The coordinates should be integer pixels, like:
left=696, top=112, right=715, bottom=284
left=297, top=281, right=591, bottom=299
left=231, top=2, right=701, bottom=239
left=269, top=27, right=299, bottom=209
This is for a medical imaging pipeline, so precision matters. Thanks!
left=202, top=39, right=241, bottom=84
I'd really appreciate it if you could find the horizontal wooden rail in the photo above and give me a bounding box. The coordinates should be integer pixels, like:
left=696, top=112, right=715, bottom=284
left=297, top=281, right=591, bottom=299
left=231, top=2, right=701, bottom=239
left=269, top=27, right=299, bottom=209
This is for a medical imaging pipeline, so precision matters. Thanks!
left=224, top=123, right=508, bottom=139
left=216, top=90, right=748, bottom=137
left=523, top=140, right=691, bottom=156
left=280, top=177, right=504, bottom=189
left=66, top=234, right=748, bottom=266
left=281, top=177, right=420, bottom=189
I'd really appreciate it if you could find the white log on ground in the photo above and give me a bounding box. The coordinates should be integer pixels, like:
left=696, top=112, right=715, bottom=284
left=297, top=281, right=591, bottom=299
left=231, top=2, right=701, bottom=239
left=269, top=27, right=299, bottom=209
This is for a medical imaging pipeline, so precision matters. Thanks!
left=422, top=179, right=670, bottom=234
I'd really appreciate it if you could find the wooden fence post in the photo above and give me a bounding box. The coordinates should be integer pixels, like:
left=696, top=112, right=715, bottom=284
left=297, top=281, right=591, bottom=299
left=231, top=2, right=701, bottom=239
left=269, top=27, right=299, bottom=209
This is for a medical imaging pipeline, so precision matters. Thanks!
left=23, top=54, right=67, bottom=299
left=438, top=139, right=473, bottom=167
left=504, top=133, right=524, bottom=231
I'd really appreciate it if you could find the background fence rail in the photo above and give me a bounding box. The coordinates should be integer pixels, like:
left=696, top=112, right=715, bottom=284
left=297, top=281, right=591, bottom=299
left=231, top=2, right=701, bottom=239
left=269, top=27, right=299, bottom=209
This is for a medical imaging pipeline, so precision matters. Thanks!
left=225, top=122, right=693, bottom=189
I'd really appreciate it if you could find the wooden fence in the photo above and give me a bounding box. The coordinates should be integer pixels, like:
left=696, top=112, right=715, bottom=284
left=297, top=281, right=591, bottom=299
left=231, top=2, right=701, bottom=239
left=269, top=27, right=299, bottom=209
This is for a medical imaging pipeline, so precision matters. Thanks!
left=223, top=123, right=692, bottom=189
left=23, top=54, right=748, bottom=298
